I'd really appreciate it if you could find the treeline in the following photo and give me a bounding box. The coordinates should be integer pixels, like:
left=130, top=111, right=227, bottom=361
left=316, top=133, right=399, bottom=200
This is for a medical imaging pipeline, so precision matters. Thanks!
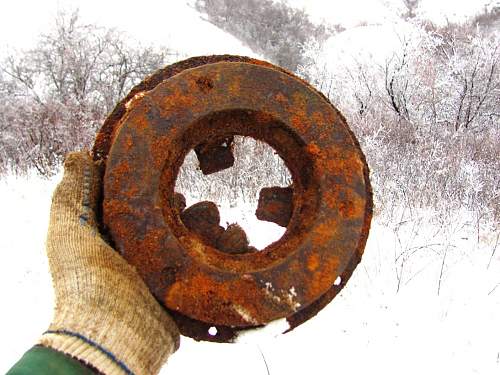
left=302, top=17, right=499, bottom=222
left=197, top=0, right=499, bottom=223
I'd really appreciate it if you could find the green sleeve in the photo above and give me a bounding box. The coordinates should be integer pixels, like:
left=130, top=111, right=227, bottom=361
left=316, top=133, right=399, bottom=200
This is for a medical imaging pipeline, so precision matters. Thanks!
left=6, top=346, right=95, bottom=375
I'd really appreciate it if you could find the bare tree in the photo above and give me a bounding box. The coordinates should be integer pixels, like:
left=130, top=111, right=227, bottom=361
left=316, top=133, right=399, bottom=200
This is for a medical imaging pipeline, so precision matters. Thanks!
left=0, top=10, right=176, bottom=176
left=451, top=43, right=499, bottom=131
left=345, top=59, right=374, bottom=118
left=402, top=0, right=420, bottom=19
left=194, top=0, right=330, bottom=72
left=383, top=41, right=412, bottom=122
left=301, top=15, right=500, bottom=225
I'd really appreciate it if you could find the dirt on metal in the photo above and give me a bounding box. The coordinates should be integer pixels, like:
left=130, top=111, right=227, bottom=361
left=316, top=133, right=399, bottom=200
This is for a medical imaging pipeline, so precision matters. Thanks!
left=94, top=55, right=373, bottom=343
left=172, top=192, right=186, bottom=213
left=195, top=136, right=235, bottom=175
left=216, top=224, right=256, bottom=255
left=180, top=201, right=225, bottom=248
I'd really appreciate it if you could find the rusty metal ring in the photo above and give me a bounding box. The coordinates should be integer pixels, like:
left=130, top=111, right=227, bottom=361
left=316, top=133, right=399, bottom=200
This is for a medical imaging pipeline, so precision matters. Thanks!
left=94, top=55, right=372, bottom=342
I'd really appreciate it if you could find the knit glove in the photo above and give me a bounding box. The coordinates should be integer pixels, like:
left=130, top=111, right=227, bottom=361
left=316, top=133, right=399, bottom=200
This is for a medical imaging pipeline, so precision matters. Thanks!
left=38, top=151, right=180, bottom=375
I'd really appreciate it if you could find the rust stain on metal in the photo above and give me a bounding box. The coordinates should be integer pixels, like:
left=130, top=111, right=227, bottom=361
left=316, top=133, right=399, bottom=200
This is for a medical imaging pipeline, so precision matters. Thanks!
left=216, top=224, right=256, bottom=255
left=180, top=201, right=224, bottom=248
left=195, top=76, right=215, bottom=93
left=94, top=55, right=373, bottom=343
left=172, top=193, right=186, bottom=213
left=256, top=186, right=294, bottom=227
left=194, top=136, right=235, bottom=175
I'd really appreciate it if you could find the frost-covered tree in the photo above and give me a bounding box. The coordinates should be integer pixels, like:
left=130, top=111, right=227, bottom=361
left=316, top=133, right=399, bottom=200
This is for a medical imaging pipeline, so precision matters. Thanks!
left=300, top=18, right=500, bottom=223
left=0, top=10, right=175, bottom=175
left=430, top=28, right=499, bottom=131
left=194, top=0, right=330, bottom=72
left=402, top=0, right=420, bottom=19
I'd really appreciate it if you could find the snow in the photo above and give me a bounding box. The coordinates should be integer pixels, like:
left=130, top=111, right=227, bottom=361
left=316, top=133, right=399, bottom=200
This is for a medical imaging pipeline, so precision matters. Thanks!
left=215, top=201, right=286, bottom=250
left=320, top=22, right=419, bottom=65
left=286, top=0, right=493, bottom=27
left=0, top=0, right=258, bottom=58
left=286, top=0, right=402, bottom=27
left=0, top=173, right=57, bottom=373
left=1, top=173, right=499, bottom=374
left=418, top=0, right=494, bottom=25
left=235, top=318, right=290, bottom=344
left=293, top=0, right=494, bottom=77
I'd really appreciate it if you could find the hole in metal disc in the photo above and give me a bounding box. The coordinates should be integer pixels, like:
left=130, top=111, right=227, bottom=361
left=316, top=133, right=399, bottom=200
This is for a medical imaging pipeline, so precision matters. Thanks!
left=175, top=136, right=292, bottom=250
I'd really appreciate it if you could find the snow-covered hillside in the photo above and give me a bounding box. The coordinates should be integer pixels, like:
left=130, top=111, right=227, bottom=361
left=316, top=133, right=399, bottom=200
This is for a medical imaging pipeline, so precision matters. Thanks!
left=0, top=0, right=259, bottom=58
left=287, top=0, right=494, bottom=26
left=290, top=0, right=496, bottom=69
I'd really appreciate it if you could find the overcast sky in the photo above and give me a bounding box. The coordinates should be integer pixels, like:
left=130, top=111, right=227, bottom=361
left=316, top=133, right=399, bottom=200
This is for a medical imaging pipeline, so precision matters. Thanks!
left=0, top=1, right=212, bottom=53
left=0, top=0, right=493, bottom=55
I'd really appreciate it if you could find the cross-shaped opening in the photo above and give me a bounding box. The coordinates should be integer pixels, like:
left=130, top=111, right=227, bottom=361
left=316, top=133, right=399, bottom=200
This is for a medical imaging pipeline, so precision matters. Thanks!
left=174, top=135, right=293, bottom=252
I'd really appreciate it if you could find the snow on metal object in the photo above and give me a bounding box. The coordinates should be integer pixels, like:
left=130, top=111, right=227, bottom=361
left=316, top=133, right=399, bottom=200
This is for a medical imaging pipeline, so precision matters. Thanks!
left=93, top=55, right=373, bottom=342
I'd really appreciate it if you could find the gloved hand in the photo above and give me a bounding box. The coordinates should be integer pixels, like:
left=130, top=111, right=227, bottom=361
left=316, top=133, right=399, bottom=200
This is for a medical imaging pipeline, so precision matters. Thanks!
left=38, top=151, right=179, bottom=375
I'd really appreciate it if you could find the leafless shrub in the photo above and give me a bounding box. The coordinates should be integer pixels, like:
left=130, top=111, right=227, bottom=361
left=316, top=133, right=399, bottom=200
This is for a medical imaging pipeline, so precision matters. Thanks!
left=176, top=136, right=292, bottom=205
left=471, top=4, right=500, bottom=31
left=301, top=20, right=500, bottom=225
left=402, top=0, right=420, bottom=19
left=0, top=10, right=177, bottom=176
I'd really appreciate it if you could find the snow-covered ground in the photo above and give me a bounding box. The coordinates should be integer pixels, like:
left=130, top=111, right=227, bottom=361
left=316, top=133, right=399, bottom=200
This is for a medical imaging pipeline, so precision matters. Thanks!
left=1, top=173, right=498, bottom=374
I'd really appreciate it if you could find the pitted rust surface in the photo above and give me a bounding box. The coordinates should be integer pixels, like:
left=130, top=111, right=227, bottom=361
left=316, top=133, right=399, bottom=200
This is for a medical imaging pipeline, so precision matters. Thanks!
left=180, top=201, right=224, bottom=248
left=172, top=192, right=186, bottom=213
left=95, top=55, right=373, bottom=343
left=216, top=224, right=255, bottom=255
left=256, top=186, right=294, bottom=227
left=195, top=136, right=235, bottom=175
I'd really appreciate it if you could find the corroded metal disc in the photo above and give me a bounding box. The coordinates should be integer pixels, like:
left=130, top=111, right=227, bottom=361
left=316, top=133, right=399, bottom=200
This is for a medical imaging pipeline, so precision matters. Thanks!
left=94, top=55, right=372, bottom=342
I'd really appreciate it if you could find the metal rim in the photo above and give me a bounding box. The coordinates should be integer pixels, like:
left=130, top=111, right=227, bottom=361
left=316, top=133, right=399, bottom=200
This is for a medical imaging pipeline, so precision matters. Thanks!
left=95, top=55, right=373, bottom=342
